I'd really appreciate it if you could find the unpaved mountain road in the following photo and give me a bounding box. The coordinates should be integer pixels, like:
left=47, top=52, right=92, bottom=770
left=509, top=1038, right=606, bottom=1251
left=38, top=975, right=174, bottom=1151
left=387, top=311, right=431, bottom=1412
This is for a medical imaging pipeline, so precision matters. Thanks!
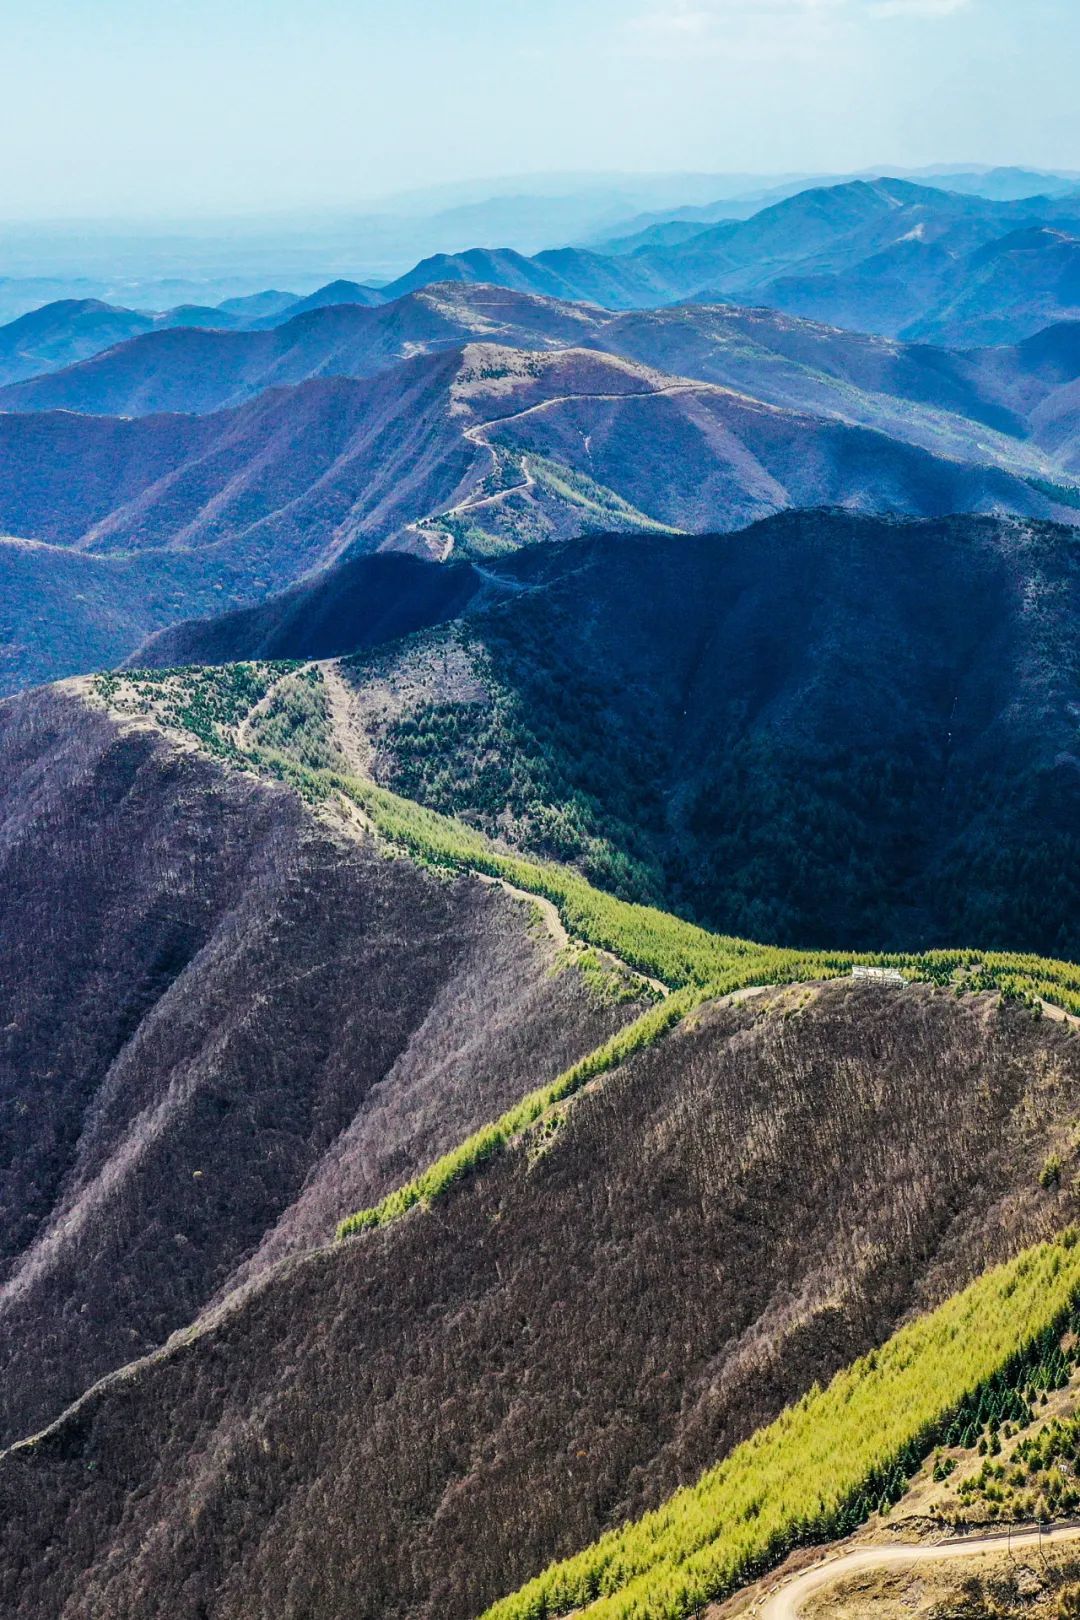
left=418, top=379, right=704, bottom=556
left=754, top=1523, right=1080, bottom=1617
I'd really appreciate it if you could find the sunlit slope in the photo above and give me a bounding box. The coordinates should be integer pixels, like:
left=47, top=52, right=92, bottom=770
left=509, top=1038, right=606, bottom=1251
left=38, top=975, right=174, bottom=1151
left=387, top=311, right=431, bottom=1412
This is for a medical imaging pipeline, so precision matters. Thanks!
left=479, top=1241, right=1080, bottom=1620
left=92, top=660, right=1080, bottom=1253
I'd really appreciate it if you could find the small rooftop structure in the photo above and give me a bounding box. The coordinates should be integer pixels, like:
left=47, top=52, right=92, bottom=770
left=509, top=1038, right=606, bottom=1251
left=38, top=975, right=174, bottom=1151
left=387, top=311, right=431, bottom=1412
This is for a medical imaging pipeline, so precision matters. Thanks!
left=851, top=965, right=906, bottom=987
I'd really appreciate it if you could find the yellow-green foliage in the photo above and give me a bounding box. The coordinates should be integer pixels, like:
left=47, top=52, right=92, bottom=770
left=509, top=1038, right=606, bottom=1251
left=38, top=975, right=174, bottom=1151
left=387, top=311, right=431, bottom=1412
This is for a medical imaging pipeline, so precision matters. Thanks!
left=331, top=771, right=1080, bottom=1016
left=93, top=662, right=296, bottom=760
left=92, top=661, right=1080, bottom=1620
left=245, top=664, right=344, bottom=770
left=336, top=987, right=706, bottom=1239
left=95, top=664, right=1080, bottom=1017
left=478, top=1237, right=1080, bottom=1620
left=333, top=770, right=775, bottom=990
left=98, top=665, right=1080, bottom=1244
left=95, top=664, right=1080, bottom=1014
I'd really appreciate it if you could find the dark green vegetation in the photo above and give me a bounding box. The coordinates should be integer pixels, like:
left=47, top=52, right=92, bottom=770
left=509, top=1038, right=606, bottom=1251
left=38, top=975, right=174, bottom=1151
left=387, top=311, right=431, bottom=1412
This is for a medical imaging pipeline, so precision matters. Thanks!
left=327, top=514, right=1080, bottom=960
left=956, top=1408, right=1080, bottom=1523
left=335, top=991, right=697, bottom=1239
left=3, top=169, right=1080, bottom=1620
left=85, top=657, right=1080, bottom=1257
left=94, top=661, right=296, bottom=761
left=95, top=654, right=1080, bottom=1012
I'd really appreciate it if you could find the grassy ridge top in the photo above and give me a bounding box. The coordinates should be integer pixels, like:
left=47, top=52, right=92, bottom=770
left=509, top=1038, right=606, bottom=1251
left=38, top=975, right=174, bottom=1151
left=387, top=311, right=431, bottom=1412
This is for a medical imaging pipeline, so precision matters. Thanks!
left=478, top=1237, right=1080, bottom=1620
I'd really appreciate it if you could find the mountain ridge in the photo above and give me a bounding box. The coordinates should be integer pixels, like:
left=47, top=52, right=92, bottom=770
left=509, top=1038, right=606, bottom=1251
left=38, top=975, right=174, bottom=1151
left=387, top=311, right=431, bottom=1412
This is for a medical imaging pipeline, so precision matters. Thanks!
left=151, top=511, right=1077, bottom=957
left=7, top=326, right=1079, bottom=694
left=4, top=176, right=1080, bottom=399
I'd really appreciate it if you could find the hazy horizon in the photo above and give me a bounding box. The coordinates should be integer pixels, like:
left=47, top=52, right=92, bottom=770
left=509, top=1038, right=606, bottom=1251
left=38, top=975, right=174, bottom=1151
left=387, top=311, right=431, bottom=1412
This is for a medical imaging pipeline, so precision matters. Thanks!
left=2, top=0, right=1078, bottom=221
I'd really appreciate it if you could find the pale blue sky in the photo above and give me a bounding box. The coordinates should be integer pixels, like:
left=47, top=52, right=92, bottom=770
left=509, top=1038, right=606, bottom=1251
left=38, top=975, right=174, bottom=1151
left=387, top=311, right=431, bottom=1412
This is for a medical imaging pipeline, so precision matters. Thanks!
left=1, top=0, right=1076, bottom=218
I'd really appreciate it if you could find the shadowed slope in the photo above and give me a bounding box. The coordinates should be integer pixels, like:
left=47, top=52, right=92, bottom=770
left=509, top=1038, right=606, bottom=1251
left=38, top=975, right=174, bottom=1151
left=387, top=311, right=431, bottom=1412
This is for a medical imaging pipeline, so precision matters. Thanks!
left=321, top=513, right=1080, bottom=956
left=132, top=552, right=486, bottom=666
left=6, top=335, right=1073, bottom=695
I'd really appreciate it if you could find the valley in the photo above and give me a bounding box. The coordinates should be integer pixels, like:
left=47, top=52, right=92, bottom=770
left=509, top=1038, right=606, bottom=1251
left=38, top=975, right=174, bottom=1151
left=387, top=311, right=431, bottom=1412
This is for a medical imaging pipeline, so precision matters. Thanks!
left=1, top=573, right=1079, bottom=1618
left=1, top=657, right=1079, bottom=1619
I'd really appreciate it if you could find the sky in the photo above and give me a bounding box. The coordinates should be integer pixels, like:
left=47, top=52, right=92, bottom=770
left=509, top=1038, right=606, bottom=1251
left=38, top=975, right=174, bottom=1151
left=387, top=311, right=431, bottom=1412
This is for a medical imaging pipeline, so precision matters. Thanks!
left=0, top=0, right=1077, bottom=219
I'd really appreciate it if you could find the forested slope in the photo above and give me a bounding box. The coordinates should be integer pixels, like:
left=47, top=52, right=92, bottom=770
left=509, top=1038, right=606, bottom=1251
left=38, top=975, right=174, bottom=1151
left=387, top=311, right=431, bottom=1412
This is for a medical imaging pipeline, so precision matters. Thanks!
left=319, top=513, right=1080, bottom=957
left=1, top=975, right=1078, bottom=1620
left=0, top=680, right=639, bottom=1445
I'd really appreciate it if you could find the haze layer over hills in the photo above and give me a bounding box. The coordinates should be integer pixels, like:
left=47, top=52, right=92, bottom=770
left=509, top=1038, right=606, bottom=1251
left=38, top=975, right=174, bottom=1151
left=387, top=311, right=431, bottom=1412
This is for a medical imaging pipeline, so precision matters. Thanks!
left=5, top=174, right=1080, bottom=388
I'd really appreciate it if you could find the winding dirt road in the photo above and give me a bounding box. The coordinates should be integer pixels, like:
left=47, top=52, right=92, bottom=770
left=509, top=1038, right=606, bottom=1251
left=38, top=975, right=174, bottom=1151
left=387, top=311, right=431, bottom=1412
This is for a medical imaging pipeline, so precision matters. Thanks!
left=756, top=1524, right=1080, bottom=1617
left=417, top=379, right=706, bottom=557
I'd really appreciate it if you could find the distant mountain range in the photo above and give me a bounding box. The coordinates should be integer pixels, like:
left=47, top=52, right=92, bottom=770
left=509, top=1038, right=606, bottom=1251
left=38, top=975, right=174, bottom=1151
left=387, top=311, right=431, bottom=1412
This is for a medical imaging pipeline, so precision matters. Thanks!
left=216, top=175, right=1080, bottom=348
left=5, top=279, right=1080, bottom=693
left=5, top=177, right=1080, bottom=397
left=7, top=156, right=1080, bottom=1620
left=4, top=176, right=1080, bottom=696
left=589, top=165, right=1080, bottom=250
left=6, top=281, right=1080, bottom=465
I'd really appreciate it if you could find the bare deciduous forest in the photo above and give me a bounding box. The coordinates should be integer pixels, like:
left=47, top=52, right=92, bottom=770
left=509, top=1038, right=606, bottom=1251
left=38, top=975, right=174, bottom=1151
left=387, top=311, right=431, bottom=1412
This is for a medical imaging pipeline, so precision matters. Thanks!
left=0, top=881, right=1078, bottom=1618
left=0, top=687, right=637, bottom=1446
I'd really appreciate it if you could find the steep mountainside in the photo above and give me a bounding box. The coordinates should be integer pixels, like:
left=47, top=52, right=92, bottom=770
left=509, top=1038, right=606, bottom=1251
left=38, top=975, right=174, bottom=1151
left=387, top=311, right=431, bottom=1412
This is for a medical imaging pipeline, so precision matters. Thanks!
left=595, top=303, right=1025, bottom=439
left=1, top=966, right=1077, bottom=1620
left=1, top=178, right=1078, bottom=402
left=908, top=224, right=1080, bottom=345
left=632, top=180, right=1080, bottom=341
left=0, top=344, right=1064, bottom=559
left=6, top=164, right=1080, bottom=1620
left=216, top=289, right=299, bottom=319
left=6, top=338, right=1072, bottom=696
left=769, top=222, right=1080, bottom=347
left=0, top=536, right=204, bottom=695
left=0, top=297, right=258, bottom=386
left=291, top=514, right=1078, bottom=956
left=0, top=679, right=639, bottom=1445
left=8, top=279, right=1080, bottom=465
